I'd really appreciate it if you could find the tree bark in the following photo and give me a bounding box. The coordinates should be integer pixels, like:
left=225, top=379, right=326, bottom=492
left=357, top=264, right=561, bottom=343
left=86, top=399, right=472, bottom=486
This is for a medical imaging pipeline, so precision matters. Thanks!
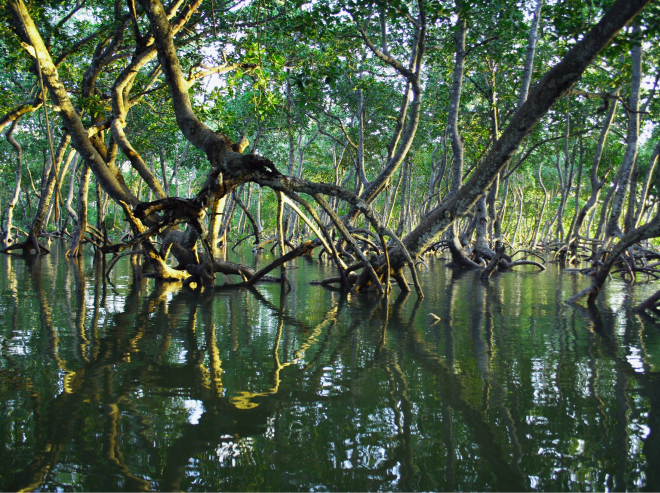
left=517, top=0, right=544, bottom=107
left=67, top=164, right=91, bottom=257
left=4, top=119, right=23, bottom=244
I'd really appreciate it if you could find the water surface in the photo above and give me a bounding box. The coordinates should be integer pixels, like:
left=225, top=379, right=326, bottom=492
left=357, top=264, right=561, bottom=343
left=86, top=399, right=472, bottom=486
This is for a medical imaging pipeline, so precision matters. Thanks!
left=1, top=241, right=660, bottom=491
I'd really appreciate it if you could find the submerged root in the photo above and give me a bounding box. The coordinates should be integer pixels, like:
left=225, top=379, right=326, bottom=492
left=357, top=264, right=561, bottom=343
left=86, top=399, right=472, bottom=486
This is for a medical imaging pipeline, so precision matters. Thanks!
left=0, top=235, right=50, bottom=255
left=507, top=260, right=546, bottom=271
left=634, top=289, right=660, bottom=312
left=310, top=272, right=360, bottom=286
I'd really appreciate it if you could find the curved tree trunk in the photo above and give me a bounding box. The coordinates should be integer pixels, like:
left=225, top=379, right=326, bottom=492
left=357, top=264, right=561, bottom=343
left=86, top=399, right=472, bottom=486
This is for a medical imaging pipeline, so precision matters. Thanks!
left=343, top=5, right=426, bottom=224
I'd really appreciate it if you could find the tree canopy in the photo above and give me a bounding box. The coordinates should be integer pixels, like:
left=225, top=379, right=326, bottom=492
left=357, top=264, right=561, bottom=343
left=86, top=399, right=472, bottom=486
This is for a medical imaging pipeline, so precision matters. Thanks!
left=0, top=0, right=658, bottom=305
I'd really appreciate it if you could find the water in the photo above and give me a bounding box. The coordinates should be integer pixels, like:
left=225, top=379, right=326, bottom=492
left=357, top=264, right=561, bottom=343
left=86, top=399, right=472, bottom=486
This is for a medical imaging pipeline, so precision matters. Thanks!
left=2, top=241, right=660, bottom=491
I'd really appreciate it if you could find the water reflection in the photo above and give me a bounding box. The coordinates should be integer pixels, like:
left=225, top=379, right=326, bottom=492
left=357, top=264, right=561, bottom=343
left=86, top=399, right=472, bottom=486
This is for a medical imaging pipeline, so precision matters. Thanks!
left=0, top=242, right=660, bottom=490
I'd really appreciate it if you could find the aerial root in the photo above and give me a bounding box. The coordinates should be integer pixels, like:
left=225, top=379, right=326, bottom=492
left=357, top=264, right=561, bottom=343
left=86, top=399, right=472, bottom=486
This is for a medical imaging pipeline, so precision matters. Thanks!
left=184, top=263, right=215, bottom=288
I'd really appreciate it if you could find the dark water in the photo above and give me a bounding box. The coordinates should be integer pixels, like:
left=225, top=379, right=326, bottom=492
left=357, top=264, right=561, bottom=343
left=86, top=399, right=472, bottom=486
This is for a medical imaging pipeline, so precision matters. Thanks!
left=2, top=241, right=660, bottom=491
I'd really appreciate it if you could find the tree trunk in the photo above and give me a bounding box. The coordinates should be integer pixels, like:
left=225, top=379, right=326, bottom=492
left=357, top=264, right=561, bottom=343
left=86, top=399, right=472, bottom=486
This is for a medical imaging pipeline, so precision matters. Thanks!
left=395, top=0, right=651, bottom=267
left=68, top=164, right=91, bottom=257
left=567, top=145, right=583, bottom=250
left=396, top=158, right=411, bottom=237
left=595, top=162, right=623, bottom=240
left=474, top=195, right=492, bottom=260
left=634, top=140, right=660, bottom=228
left=159, top=147, right=169, bottom=195
left=624, top=157, right=639, bottom=232
left=444, top=13, right=474, bottom=266
left=4, top=119, right=22, bottom=244
left=208, top=192, right=228, bottom=258
left=605, top=22, right=642, bottom=241
left=511, top=187, right=524, bottom=245
left=517, top=0, right=544, bottom=107
left=555, top=111, right=574, bottom=243
left=65, top=155, right=80, bottom=226
left=571, top=95, right=618, bottom=241
left=22, top=133, right=71, bottom=253
left=531, top=160, right=547, bottom=247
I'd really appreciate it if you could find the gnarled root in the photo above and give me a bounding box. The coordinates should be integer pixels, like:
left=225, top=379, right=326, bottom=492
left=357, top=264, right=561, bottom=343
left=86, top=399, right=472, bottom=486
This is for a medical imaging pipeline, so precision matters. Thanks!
left=507, top=260, right=546, bottom=271
left=446, top=240, right=481, bottom=269
left=117, top=201, right=189, bottom=282
left=184, top=262, right=215, bottom=288
left=0, top=234, right=50, bottom=255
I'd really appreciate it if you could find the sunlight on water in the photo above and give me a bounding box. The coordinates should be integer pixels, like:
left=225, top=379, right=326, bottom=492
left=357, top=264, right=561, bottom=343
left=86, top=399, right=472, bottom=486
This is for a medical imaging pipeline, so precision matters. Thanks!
left=1, top=242, right=660, bottom=491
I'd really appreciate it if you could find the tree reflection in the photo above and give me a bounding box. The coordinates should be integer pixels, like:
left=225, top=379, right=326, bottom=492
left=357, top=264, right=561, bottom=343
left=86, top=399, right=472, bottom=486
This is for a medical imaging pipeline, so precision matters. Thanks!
left=1, top=256, right=660, bottom=490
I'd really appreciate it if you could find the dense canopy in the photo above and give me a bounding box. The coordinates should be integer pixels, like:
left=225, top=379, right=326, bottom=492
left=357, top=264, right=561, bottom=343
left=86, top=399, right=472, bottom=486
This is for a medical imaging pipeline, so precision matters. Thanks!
left=0, top=0, right=658, bottom=305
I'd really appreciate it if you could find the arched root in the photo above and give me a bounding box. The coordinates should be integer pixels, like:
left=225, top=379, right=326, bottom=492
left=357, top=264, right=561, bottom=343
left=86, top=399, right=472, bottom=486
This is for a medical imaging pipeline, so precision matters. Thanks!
left=508, top=260, right=546, bottom=271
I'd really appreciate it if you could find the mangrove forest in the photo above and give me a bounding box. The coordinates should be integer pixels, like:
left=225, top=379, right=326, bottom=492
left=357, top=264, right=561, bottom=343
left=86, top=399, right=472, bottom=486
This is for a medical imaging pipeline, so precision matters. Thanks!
left=2, top=0, right=660, bottom=490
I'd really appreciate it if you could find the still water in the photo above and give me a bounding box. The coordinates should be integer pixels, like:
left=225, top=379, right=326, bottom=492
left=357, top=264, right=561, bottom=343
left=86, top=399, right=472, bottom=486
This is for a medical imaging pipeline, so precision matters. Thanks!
left=2, top=241, right=660, bottom=491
